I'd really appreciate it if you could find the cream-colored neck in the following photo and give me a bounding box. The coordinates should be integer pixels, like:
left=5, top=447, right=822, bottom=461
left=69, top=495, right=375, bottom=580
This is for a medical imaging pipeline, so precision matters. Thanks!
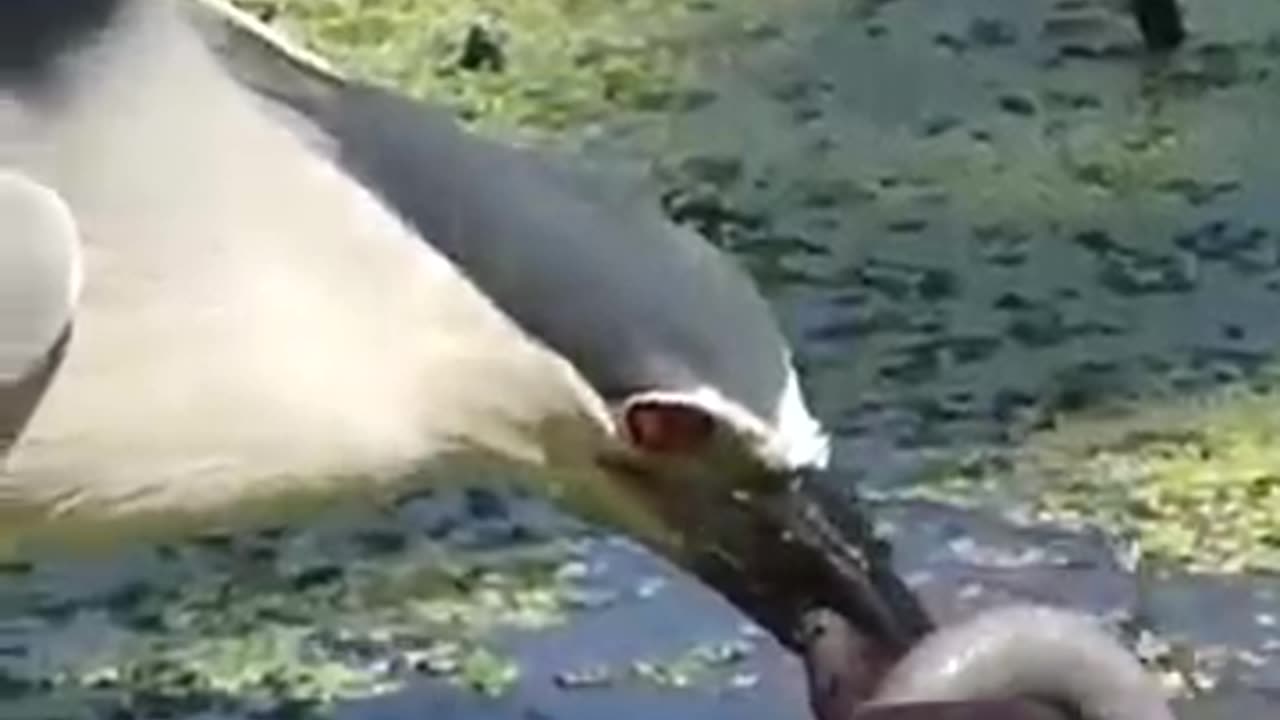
left=0, top=0, right=613, bottom=553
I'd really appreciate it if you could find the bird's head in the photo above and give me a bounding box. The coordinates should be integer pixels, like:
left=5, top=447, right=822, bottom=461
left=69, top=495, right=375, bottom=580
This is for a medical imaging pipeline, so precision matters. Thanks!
left=519, top=337, right=922, bottom=652
left=460, top=179, right=932, bottom=651
left=578, top=370, right=830, bottom=546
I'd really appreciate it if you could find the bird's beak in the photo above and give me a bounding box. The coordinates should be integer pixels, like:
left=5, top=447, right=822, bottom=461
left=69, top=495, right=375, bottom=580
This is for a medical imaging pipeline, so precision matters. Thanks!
left=657, top=467, right=935, bottom=656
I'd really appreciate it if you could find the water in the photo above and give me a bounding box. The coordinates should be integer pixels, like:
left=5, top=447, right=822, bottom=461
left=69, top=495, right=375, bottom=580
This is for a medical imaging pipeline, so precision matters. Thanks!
left=7, top=0, right=1280, bottom=717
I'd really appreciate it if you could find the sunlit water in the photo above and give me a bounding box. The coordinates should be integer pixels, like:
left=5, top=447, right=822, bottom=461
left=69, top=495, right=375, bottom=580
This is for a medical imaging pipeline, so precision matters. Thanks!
left=5, top=1, right=1280, bottom=718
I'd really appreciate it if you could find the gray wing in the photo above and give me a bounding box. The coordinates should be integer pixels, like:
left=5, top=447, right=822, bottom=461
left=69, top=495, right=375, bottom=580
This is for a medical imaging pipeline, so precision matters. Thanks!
left=0, top=171, right=81, bottom=384
left=285, top=84, right=791, bottom=419
left=187, top=3, right=793, bottom=422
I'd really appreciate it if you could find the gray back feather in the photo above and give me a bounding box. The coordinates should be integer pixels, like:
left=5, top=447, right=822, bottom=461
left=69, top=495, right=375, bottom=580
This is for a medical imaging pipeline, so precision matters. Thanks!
left=269, top=82, right=792, bottom=419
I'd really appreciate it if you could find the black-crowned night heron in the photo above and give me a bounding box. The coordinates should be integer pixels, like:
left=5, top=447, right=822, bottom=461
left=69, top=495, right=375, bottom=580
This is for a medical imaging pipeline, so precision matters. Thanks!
left=0, top=4, right=1176, bottom=717
left=0, top=0, right=905, bottom=651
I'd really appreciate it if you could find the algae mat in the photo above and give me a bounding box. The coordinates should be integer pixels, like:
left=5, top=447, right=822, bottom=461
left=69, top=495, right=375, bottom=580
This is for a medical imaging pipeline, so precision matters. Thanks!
left=5, top=0, right=1280, bottom=718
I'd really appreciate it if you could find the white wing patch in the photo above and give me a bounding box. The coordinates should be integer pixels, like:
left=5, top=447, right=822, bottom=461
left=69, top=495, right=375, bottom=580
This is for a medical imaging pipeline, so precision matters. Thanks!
left=0, top=171, right=82, bottom=383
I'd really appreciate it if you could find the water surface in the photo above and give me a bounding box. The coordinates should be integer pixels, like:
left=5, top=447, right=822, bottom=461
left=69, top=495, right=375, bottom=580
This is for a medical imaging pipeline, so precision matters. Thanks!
left=6, top=0, right=1280, bottom=717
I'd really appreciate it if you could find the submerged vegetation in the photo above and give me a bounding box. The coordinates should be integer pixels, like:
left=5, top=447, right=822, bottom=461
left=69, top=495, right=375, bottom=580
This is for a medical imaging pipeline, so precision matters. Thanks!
left=1032, top=388, right=1280, bottom=573
left=2, top=522, right=583, bottom=711
left=921, top=381, right=1280, bottom=573
left=9, top=0, right=1279, bottom=714
left=230, top=0, right=736, bottom=136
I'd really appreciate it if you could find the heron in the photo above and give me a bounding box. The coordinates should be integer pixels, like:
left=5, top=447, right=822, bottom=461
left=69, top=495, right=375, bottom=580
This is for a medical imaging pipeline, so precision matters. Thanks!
left=0, top=3, right=1176, bottom=718
left=0, top=0, right=895, bottom=647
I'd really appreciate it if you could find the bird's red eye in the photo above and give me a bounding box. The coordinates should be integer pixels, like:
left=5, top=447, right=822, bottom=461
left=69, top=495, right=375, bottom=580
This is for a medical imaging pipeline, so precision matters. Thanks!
left=623, top=400, right=715, bottom=455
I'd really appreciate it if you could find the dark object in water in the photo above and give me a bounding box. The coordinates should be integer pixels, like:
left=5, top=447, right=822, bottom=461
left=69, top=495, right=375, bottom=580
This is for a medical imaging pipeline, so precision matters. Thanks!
left=802, top=607, right=1176, bottom=720
left=803, top=608, right=896, bottom=718
left=804, top=606, right=1070, bottom=720
left=457, top=23, right=505, bottom=73
left=1131, top=0, right=1186, bottom=52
